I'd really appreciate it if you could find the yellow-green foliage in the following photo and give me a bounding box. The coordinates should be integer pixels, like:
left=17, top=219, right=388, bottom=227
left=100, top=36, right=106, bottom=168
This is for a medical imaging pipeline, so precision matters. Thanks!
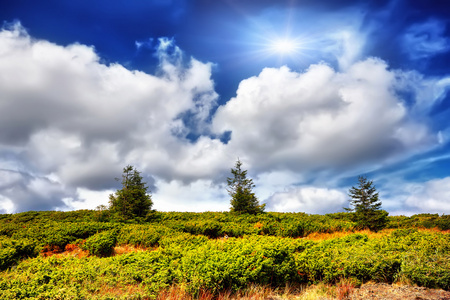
left=0, top=237, right=38, bottom=270
left=9, top=221, right=119, bottom=249
left=1, top=211, right=450, bottom=299
left=80, top=230, right=118, bottom=257
left=295, top=229, right=450, bottom=289
left=175, top=236, right=307, bottom=295
left=117, top=224, right=175, bottom=247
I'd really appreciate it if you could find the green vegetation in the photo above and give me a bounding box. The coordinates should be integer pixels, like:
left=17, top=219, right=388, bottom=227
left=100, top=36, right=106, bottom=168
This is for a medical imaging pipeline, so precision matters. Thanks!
left=345, top=175, right=388, bottom=231
left=80, top=230, right=118, bottom=257
left=227, top=159, right=265, bottom=214
left=109, top=165, right=153, bottom=221
left=0, top=210, right=449, bottom=299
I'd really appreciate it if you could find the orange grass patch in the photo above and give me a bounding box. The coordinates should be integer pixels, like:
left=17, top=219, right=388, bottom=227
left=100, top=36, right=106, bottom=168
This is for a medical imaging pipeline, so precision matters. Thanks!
left=40, top=243, right=152, bottom=258
left=41, top=243, right=89, bottom=258
left=305, top=227, right=450, bottom=241
left=304, top=229, right=376, bottom=241
left=156, top=284, right=306, bottom=300
left=254, top=222, right=263, bottom=229
left=63, top=243, right=89, bottom=258
left=64, top=243, right=78, bottom=252
left=90, top=283, right=149, bottom=299
left=335, top=279, right=356, bottom=300
left=419, top=227, right=450, bottom=234
left=113, top=244, right=150, bottom=255
left=157, top=285, right=212, bottom=300
left=41, top=245, right=64, bottom=256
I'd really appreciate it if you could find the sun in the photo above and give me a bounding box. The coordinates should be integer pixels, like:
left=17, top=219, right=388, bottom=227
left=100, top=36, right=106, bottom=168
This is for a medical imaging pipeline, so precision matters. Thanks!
left=269, top=38, right=299, bottom=54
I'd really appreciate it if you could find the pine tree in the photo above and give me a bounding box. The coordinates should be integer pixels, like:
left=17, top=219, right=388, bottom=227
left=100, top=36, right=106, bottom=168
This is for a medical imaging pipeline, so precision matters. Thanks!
left=109, top=165, right=153, bottom=220
left=345, top=175, right=388, bottom=231
left=227, top=159, right=265, bottom=214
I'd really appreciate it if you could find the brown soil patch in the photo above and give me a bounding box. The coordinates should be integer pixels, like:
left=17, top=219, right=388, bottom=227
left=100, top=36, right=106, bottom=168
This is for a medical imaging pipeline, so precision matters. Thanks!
left=349, top=283, right=450, bottom=300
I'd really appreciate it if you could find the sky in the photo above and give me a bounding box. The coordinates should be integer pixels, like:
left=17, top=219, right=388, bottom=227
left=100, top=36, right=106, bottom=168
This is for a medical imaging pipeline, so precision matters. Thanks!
left=0, top=0, right=449, bottom=215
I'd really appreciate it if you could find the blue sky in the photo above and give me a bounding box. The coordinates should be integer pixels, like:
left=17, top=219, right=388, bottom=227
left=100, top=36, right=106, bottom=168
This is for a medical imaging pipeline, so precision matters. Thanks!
left=0, top=0, right=449, bottom=215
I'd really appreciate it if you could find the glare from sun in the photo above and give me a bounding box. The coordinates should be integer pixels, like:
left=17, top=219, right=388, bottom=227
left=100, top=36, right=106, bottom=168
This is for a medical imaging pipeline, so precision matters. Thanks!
left=270, top=39, right=297, bottom=54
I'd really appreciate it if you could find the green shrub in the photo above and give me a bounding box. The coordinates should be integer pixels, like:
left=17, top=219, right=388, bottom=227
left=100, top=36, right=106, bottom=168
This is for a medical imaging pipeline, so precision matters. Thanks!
left=0, top=247, right=17, bottom=270
left=295, top=233, right=403, bottom=284
left=2, top=210, right=450, bottom=298
left=117, top=224, right=174, bottom=248
left=0, top=238, right=37, bottom=270
left=9, top=221, right=119, bottom=251
left=159, top=232, right=208, bottom=252
left=80, top=230, right=117, bottom=257
left=437, top=215, right=450, bottom=230
left=399, top=252, right=450, bottom=290
left=177, top=236, right=299, bottom=294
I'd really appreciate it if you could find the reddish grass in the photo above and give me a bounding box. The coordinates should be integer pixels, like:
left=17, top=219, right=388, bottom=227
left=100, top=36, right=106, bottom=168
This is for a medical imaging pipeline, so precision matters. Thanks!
left=40, top=243, right=89, bottom=258
left=64, top=243, right=78, bottom=252
left=254, top=222, right=263, bottom=229
left=113, top=244, right=149, bottom=255
left=304, top=227, right=449, bottom=242
left=41, top=245, right=64, bottom=256
left=156, top=284, right=305, bottom=300
left=91, top=283, right=149, bottom=299
left=335, top=279, right=355, bottom=300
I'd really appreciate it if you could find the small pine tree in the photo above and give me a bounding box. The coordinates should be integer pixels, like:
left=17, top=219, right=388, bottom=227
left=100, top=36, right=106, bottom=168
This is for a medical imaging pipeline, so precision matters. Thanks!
left=109, top=165, right=153, bottom=221
left=345, top=175, right=388, bottom=231
left=227, top=159, right=265, bottom=214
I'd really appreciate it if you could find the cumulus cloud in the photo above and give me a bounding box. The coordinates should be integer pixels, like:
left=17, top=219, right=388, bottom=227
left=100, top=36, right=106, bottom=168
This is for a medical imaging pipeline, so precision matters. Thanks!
left=151, top=179, right=229, bottom=212
left=0, top=22, right=226, bottom=212
left=212, top=58, right=437, bottom=174
left=63, top=188, right=115, bottom=211
left=0, top=22, right=448, bottom=215
left=254, top=170, right=302, bottom=201
left=403, top=177, right=450, bottom=214
left=0, top=195, right=14, bottom=214
left=265, top=186, right=347, bottom=214
left=0, top=169, right=73, bottom=212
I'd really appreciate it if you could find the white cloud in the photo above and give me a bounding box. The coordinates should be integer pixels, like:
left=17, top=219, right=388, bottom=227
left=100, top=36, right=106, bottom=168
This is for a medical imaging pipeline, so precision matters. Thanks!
left=0, top=22, right=448, bottom=215
left=0, top=23, right=224, bottom=212
left=212, top=58, right=437, bottom=173
left=152, top=179, right=229, bottom=212
left=0, top=195, right=14, bottom=214
left=402, top=19, right=450, bottom=60
left=62, top=188, right=114, bottom=211
left=395, top=71, right=450, bottom=114
left=328, top=30, right=365, bottom=70
left=404, top=177, right=450, bottom=214
left=0, top=169, right=72, bottom=211
left=266, top=186, right=347, bottom=214
left=254, top=170, right=301, bottom=201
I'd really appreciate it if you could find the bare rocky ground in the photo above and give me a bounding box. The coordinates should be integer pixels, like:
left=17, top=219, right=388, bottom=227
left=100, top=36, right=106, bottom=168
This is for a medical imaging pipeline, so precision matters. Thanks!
left=348, top=283, right=450, bottom=300
left=266, top=283, right=450, bottom=300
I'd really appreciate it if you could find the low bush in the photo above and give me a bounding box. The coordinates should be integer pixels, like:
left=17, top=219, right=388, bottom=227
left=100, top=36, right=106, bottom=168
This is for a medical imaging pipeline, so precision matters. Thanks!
left=1, top=210, right=450, bottom=298
left=117, top=224, right=174, bottom=248
left=80, top=230, right=117, bottom=257
left=0, top=238, right=37, bottom=270
left=177, top=236, right=302, bottom=295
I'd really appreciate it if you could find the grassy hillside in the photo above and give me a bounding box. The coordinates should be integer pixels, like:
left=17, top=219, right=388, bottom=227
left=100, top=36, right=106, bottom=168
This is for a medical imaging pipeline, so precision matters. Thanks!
left=0, top=211, right=449, bottom=299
